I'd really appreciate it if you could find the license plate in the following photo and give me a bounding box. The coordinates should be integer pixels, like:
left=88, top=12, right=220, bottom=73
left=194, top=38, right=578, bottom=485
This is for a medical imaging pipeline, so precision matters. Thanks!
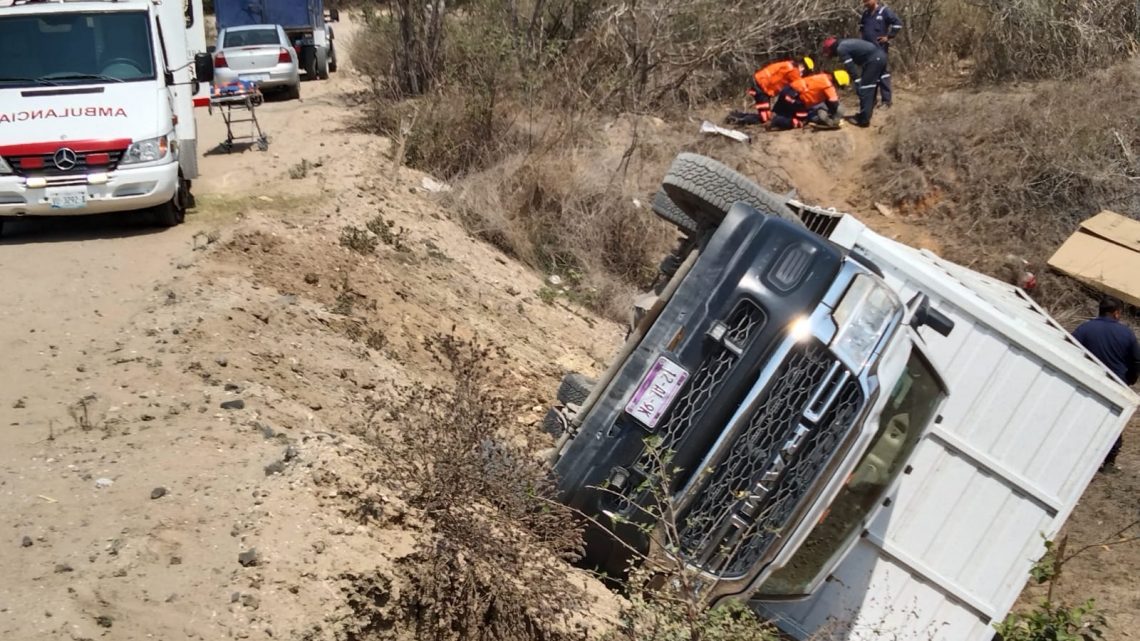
left=625, top=356, right=689, bottom=430
left=47, top=188, right=86, bottom=209
left=242, top=73, right=270, bottom=82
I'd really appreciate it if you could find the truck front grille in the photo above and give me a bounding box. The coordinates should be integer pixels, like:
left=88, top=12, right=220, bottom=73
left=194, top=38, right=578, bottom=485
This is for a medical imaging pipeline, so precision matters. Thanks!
left=638, top=300, right=765, bottom=466
left=678, top=342, right=864, bottom=576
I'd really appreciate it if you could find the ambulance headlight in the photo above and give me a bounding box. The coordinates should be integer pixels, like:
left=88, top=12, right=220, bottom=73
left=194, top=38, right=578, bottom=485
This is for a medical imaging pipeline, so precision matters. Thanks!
left=831, top=274, right=900, bottom=371
left=120, top=135, right=171, bottom=165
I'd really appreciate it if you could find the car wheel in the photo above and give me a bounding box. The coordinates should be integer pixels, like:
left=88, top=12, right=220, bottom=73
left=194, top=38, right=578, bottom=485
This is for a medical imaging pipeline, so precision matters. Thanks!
left=153, top=173, right=188, bottom=227
left=286, top=82, right=301, bottom=100
left=661, top=153, right=802, bottom=230
left=651, top=189, right=699, bottom=236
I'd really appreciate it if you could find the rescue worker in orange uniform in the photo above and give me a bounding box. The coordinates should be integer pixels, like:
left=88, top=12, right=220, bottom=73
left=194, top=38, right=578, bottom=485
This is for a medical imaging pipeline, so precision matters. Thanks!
left=746, top=56, right=815, bottom=124
left=769, top=69, right=850, bottom=130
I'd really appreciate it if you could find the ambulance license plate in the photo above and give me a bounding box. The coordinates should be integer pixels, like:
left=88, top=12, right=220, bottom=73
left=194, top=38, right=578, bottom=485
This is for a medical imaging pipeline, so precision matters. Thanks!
left=48, top=188, right=86, bottom=210
left=625, top=355, right=689, bottom=430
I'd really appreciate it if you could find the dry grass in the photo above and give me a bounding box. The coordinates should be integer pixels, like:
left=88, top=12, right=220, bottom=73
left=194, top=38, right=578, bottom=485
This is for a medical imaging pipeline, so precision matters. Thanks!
left=441, top=117, right=684, bottom=319
left=874, top=64, right=1140, bottom=313
left=365, top=334, right=588, bottom=641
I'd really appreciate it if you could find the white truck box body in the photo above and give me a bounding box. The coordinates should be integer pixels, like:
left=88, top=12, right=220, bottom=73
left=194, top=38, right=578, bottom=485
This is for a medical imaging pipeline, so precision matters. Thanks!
left=756, top=211, right=1139, bottom=639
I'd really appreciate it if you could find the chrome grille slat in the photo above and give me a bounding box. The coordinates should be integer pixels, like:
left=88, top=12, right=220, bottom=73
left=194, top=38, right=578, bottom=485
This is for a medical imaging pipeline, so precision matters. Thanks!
left=677, top=342, right=865, bottom=576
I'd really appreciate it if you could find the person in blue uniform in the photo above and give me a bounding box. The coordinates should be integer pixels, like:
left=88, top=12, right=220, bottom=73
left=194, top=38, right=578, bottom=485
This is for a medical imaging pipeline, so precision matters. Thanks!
left=821, top=36, right=884, bottom=127
left=1073, top=296, right=1140, bottom=472
left=859, top=0, right=902, bottom=107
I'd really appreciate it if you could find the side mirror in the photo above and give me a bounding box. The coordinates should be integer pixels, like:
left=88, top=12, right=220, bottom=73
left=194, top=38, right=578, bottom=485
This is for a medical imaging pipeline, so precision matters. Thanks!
left=329, top=8, right=340, bottom=21
left=164, top=70, right=175, bottom=86
left=195, top=52, right=215, bottom=83
left=908, top=293, right=955, bottom=337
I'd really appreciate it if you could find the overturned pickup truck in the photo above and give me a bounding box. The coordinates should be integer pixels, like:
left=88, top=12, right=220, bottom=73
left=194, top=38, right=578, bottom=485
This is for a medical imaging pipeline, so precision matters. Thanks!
left=545, top=153, right=1138, bottom=640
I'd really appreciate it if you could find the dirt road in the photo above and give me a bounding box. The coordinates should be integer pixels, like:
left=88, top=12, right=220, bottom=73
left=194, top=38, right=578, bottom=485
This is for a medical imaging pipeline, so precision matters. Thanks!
left=0, top=18, right=620, bottom=640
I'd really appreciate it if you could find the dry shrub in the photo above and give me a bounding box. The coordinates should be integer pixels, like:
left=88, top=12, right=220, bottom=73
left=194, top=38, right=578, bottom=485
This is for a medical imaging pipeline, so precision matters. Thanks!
left=874, top=63, right=1140, bottom=305
left=559, top=0, right=850, bottom=110
left=443, top=116, right=683, bottom=320
left=371, top=334, right=587, bottom=641
left=880, top=0, right=1139, bottom=82
left=968, top=0, right=1139, bottom=82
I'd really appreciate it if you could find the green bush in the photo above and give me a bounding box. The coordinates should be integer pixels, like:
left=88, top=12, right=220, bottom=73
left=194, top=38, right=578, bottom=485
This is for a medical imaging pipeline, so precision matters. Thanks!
left=994, top=600, right=1107, bottom=641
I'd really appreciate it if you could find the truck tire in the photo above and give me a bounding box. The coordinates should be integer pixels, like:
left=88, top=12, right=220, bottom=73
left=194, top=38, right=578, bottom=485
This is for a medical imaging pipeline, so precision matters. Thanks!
left=542, top=408, right=566, bottom=438
left=317, top=52, right=330, bottom=80
left=651, top=189, right=699, bottom=236
left=300, top=46, right=317, bottom=80
left=661, top=153, right=802, bottom=230
left=328, top=44, right=338, bottom=73
left=557, top=372, right=594, bottom=406
left=153, top=173, right=188, bottom=227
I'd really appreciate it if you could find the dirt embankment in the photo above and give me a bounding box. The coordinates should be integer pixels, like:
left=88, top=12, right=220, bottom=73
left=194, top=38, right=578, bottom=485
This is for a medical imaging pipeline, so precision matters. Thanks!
left=1, top=14, right=1137, bottom=641
left=0, top=17, right=618, bottom=640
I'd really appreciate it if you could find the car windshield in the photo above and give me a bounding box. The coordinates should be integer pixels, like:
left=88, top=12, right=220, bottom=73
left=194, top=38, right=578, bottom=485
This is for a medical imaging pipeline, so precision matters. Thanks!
left=223, top=28, right=280, bottom=48
left=0, top=12, right=155, bottom=87
left=756, top=348, right=946, bottom=598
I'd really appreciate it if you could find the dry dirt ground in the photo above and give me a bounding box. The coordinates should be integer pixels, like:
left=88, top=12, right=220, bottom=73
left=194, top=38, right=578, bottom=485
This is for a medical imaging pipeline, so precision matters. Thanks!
left=0, top=16, right=1137, bottom=641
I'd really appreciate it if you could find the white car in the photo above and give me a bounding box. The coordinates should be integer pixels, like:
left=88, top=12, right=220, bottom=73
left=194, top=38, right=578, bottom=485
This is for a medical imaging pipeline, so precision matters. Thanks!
left=212, top=24, right=300, bottom=99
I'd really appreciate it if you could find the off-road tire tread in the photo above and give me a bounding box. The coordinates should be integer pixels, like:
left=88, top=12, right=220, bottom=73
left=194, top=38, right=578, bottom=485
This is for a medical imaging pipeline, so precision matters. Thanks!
left=542, top=408, right=565, bottom=438
left=661, top=153, right=802, bottom=229
left=556, top=372, right=594, bottom=406
left=651, top=189, right=699, bottom=236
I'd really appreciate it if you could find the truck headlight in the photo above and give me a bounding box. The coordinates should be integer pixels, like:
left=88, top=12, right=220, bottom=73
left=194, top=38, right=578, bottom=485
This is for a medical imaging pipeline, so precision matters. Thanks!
left=830, top=274, right=900, bottom=371
left=120, top=135, right=171, bottom=165
left=0, top=155, right=12, bottom=175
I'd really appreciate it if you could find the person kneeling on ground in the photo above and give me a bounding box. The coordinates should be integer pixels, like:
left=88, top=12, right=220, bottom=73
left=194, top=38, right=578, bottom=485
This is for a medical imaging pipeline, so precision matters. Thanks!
left=726, top=56, right=815, bottom=125
left=821, top=36, right=886, bottom=127
left=769, top=70, right=850, bottom=130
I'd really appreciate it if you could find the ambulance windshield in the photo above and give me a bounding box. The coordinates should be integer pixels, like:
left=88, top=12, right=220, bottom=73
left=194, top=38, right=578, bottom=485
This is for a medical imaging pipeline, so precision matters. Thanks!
left=0, top=11, right=156, bottom=87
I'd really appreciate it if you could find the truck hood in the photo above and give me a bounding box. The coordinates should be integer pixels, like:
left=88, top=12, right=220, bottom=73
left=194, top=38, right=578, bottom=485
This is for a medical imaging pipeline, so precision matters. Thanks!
left=0, top=82, right=167, bottom=147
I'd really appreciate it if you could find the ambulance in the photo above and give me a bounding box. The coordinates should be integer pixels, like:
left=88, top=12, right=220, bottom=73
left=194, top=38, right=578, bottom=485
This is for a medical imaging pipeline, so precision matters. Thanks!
left=0, top=0, right=210, bottom=233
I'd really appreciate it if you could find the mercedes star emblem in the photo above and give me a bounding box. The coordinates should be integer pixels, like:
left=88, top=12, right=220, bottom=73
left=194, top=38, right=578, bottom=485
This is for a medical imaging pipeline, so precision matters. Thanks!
left=52, top=147, right=78, bottom=171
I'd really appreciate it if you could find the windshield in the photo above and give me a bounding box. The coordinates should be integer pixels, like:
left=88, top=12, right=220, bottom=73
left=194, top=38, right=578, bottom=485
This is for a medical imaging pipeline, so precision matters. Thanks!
left=223, top=28, right=280, bottom=48
left=0, top=12, right=155, bottom=87
left=757, top=348, right=946, bottom=598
